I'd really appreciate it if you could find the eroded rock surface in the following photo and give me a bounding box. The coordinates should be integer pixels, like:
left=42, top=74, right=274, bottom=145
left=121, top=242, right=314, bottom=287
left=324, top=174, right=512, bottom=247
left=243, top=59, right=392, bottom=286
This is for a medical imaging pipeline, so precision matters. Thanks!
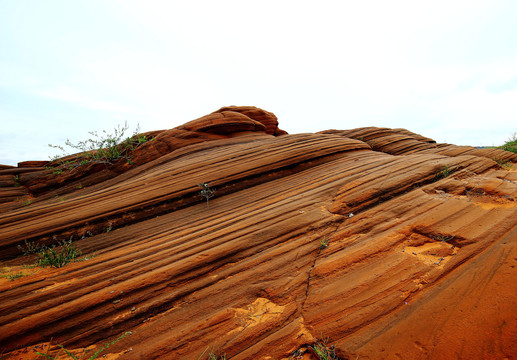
left=0, top=107, right=516, bottom=360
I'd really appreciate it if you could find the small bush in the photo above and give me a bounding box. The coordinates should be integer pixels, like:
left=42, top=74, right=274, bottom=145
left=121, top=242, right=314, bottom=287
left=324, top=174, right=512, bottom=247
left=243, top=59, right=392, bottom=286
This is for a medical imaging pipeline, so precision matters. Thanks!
left=434, top=165, right=451, bottom=181
left=498, top=133, right=517, bottom=154
left=494, top=158, right=513, bottom=170
left=37, top=239, right=81, bottom=268
left=199, top=183, right=216, bottom=208
left=310, top=338, right=339, bottom=360
left=17, top=239, right=42, bottom=255
left=48, top=122, right=152, bottom=172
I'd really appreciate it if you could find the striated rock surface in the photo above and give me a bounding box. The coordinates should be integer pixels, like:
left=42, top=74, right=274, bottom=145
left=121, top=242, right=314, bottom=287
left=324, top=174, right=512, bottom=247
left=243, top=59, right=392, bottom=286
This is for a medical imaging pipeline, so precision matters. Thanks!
left=0, top=107, right=516, bottom=360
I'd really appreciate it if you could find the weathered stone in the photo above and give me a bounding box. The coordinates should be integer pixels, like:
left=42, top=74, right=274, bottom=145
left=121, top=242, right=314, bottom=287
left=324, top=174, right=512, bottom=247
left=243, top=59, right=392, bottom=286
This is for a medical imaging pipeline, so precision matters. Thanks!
left=0, top=108, right=515, bottom=360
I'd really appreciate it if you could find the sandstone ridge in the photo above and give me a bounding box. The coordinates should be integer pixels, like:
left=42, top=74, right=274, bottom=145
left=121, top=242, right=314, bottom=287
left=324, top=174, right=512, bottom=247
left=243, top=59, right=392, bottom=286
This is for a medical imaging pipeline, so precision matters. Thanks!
left=0, top=106, right=516, bottom=360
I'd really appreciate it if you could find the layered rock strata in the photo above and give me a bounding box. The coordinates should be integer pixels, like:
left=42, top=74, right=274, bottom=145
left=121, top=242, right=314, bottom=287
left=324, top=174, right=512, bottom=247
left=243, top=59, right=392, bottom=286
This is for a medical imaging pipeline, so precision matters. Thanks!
left=0, top=107, right=516, bottom=360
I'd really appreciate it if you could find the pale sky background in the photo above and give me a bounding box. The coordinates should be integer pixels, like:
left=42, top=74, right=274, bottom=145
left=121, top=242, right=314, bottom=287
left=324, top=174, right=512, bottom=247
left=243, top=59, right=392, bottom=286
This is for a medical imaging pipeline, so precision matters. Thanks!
left=1, top=0, right=516, bottom=166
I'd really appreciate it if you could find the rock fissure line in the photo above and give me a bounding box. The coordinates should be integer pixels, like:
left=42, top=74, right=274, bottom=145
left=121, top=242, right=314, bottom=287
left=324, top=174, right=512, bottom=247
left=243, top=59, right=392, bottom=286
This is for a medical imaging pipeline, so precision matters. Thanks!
left=301, top=223, right=342, bottom=315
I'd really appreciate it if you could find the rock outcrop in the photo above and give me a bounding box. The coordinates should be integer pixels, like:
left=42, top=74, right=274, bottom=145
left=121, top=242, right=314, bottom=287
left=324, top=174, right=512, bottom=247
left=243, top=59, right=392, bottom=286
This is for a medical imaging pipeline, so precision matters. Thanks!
left=0, top=106, right=516, bottom=360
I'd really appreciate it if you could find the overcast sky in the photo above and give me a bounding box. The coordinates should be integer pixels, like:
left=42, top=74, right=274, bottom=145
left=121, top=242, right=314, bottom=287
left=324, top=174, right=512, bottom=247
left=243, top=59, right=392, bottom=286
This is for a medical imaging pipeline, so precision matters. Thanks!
left=1, top=1, right=516, bottom=166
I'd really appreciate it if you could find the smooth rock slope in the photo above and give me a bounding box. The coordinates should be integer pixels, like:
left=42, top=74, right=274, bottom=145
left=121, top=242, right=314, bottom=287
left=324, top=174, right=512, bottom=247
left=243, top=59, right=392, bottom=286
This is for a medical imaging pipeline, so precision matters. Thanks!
left=0, top=106, right=516, bottom=360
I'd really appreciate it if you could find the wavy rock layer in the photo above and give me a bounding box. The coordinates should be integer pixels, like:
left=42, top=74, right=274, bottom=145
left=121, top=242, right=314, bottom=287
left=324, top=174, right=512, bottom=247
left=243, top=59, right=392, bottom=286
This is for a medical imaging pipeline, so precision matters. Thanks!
left=0, top=107, right=516, bottom=360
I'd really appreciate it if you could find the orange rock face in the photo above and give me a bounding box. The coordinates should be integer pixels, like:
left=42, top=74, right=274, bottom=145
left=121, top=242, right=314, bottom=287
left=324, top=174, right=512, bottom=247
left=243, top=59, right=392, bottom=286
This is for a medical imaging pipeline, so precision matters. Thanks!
left=0, top=107, right=516, bottom=360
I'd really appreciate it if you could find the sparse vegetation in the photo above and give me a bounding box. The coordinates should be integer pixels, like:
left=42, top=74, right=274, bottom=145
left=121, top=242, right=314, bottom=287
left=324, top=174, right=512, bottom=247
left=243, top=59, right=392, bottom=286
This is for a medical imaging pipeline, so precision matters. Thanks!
left=48, top=122, right=152, bottom=172
left=76, top=253, right=96, bottom=262
left=208, top=353, right=226, bottom=360
left=434, top=165, right=451, bottom=180
left=0, top=264, right=36, bottom=282
left=17, top=239, right=42, bottom=255
left=199, top=183, right=216, bottom=208
left=497, top=132, right=517, bottom=154
left=198, top=346, right=226, bottom=360
left=320, top=238, right=329, bottom=249
left=495, top=157, right=514, bottom=170
left=1, top=271, right=26, bottom=281
left=36, top=331, right=131, bottom=359
left=431, top=233, right=455, bottom=243
left=310, top=337, right=339, bottom=360
left=37, top=238, right=81, bottom=268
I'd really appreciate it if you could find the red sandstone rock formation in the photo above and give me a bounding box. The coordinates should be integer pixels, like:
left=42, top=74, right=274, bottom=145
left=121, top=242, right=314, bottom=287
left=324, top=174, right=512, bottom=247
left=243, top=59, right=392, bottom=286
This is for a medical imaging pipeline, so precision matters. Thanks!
left=0, top=107, right=516, bottom=360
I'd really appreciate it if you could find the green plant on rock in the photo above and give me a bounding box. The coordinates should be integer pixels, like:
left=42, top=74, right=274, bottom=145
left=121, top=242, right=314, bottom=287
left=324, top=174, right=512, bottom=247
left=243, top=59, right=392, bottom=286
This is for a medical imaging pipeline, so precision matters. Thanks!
left=37, top=238, right=81, bottom=268
left=199, top=350, right=226, bottom=360
left=434, top=165, right=451, bottom=181
left=310, top=338, right=339, bottom=360
left=311, top=339, right=338, bottom=360
left=36, top=331, right=131, bottom=360
left=498, top=132, right=517, bottom=154
left=37, top=344, right=77, bottom=360
left=1, top=271, right=26, bottom=281
left=320, top=238, right=329, bottom=249
left=198, top=344, right=227, bottom=360
left=494, top=157, right=514, bottom=170
left=208, top=353, right=226, bottom=360
left=199, top=183, right=216, bottom=208
left=48, top=122, right=153, bottom=172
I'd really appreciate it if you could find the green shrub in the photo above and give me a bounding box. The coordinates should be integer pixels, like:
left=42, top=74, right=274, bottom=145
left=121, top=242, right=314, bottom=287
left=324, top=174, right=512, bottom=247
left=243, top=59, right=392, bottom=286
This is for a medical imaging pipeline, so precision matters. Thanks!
left=48, top=122, right=152, bottom=172
left=434, top=165, right=451, bottom=181
left=310, top=338, right=338, bottom=360
left=37, top=239, right=81, bottom=268
left=498, top=133, right=517, bottom=154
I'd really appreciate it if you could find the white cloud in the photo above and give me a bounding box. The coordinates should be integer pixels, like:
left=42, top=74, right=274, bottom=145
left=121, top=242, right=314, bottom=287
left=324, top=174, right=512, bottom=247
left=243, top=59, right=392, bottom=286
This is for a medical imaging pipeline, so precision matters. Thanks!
left=37, top=86, right=132, bottom=113
left=1, top=0, right=516, bottom=165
